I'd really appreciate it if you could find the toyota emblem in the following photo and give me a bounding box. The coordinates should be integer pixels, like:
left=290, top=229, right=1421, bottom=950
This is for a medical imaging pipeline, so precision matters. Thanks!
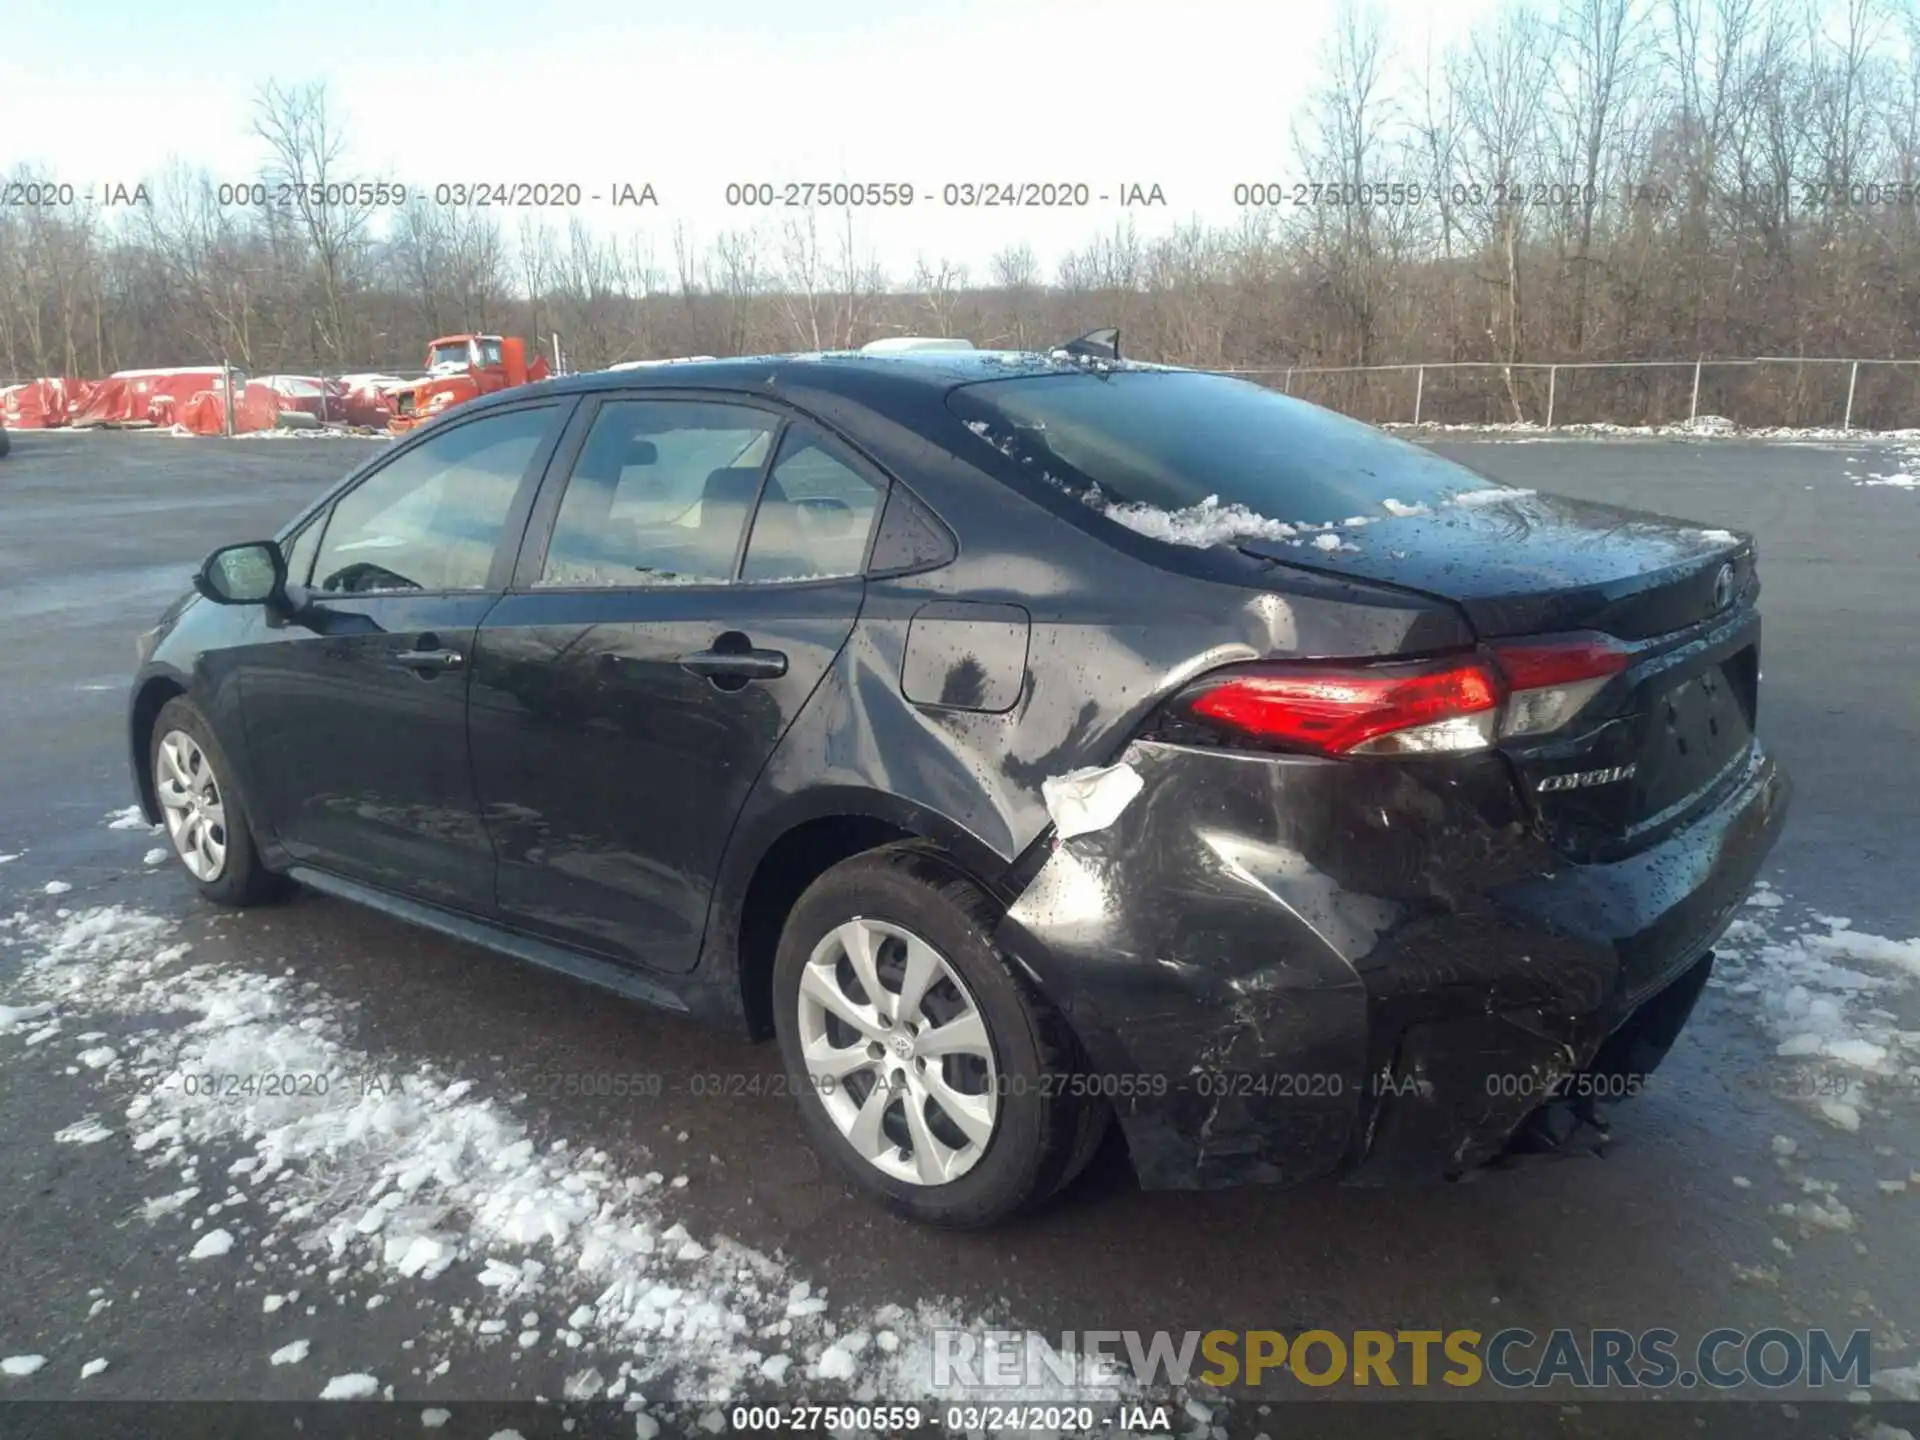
left=1712, top=561, right=1736, bottom=610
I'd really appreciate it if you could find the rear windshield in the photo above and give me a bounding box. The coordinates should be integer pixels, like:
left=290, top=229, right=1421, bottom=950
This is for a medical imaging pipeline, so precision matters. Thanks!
left=947, top=370, right=1482, bottom=527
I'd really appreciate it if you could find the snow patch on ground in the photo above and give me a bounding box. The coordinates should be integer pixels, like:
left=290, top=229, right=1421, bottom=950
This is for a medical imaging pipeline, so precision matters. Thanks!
left=1856, top=443, right=1920, bottom=488
left=0, top=1002, right=54, bottom=1033
left=1877, top=1363, right=1920, bottom=1400
left=1711, top=883, right=1920, bottom=1132
left=1387, top=417, right=1920, bottom=441
left=188, top=1227, right=235, bottom=1260
left=54, top=1116, right=114, bottom=1145
left=0, top=904, right=1149, bottom=1410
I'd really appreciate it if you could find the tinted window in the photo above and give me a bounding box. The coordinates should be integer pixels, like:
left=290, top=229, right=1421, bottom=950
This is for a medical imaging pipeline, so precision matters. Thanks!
left=538, top=400, right=778, bottom=587
left=741, top=427, right=882, bottom=582
left=312, top=405, right=553, bottom=595
left=948, top=370, right=1486, bottom=526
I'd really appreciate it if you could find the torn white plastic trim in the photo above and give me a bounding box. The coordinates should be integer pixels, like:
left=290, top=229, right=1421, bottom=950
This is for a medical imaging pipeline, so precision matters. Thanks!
left=1041, top=763, right=1145, bottom=841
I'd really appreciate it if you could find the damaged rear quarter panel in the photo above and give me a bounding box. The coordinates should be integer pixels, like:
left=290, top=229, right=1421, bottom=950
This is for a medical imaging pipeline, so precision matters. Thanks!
left=993, top=740, right=1593, bottom=1190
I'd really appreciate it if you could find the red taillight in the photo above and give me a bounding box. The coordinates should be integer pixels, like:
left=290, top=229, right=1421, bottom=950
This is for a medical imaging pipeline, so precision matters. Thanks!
left=1490, top=633, right=1630, bottom=738
left=1184, top=660, right=1502, bottom=757
left=1174, top=633, right=1635, bottom=758
left=1492, top=636, right=1630, bottom=690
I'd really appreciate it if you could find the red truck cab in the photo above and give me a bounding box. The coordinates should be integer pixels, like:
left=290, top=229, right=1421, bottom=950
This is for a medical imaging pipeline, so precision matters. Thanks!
left=387, top=334, right=551, bottom=434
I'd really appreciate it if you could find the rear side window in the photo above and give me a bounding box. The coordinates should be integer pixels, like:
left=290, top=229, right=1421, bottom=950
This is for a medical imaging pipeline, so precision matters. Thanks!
left=741, top=427, right=882, bottom=582
left=948, top=370, right=1481, bottom=526
left=538, top=399, right=779, bottom=587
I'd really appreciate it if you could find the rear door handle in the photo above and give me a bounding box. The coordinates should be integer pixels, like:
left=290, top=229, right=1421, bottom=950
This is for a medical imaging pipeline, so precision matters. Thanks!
left=391, top=648, right=464, bottom=672
left=679, top=647, right=787, bottom=680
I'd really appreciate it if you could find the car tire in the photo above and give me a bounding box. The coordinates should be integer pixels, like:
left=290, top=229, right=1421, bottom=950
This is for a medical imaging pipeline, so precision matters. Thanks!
left=1048, top=1083, right=1114, bottom=1199
left=149, top=696, right=288, bottom=908
left=772, top=841, right=1099, bottom=1228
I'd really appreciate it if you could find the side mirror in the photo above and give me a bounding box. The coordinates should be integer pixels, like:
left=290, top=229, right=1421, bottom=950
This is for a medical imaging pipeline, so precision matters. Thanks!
left=195, top=540, right=287, bottom=607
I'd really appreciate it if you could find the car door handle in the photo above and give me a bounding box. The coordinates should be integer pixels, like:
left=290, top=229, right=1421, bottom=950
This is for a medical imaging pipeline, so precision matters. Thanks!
left=679, top=647, right=787, bottom=680
left=391, top=648, right=464, bottom=672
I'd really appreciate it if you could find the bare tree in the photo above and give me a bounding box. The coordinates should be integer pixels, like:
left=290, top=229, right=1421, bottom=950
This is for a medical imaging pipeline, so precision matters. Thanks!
left=909, top=257, right=970, bottom=336
left=1555, top=0, right=1649, bottom=348
left=987, top=243, right=1042, bottom=348
left=1290, top=0, right=1394, bottom=364
left=1456, top=3, right=1559, bottom=418
left=250, top=81, right=376, bottom=367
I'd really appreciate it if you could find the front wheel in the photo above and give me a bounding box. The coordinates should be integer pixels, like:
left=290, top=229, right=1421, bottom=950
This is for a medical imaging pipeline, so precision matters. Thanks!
left=771, top=843, right=1102, bottom=1228
left=149, top=697, right=287, bottom=907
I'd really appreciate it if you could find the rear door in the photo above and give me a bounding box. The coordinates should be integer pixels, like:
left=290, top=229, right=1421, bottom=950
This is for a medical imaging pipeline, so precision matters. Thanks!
left=468, top=394, right=886, bottom=973
left=238, top=400, right=568, bottom=910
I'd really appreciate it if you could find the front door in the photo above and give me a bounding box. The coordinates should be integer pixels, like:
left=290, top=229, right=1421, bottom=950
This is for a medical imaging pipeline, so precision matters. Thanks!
left=238, top=401, right=568, bottom=912
left=468, top=397, right=885, bottom=972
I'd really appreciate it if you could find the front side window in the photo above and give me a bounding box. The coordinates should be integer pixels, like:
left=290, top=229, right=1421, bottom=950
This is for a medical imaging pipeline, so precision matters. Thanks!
left=741, top=427, right=882, bottom=582
left=312, top=405, right=555, bottom=595
left=537, top=399, right=779, bottom=588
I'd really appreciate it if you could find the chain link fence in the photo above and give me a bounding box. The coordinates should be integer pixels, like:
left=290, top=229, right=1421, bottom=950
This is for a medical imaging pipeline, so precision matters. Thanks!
left=1219, top=358, right=1920, bottom=432
left=10, top=350, right=1918, bottom=436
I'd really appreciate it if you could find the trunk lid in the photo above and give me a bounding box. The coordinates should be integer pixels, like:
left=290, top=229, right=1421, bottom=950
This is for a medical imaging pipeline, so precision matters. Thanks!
left=1241, top=491, right=1762, bottom=862
left=1237, top=489, right=1754, bottom=641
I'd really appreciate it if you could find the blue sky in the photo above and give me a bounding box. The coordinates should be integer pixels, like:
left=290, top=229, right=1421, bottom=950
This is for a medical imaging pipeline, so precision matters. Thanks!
left=2, top=0, right=1500, bottom=275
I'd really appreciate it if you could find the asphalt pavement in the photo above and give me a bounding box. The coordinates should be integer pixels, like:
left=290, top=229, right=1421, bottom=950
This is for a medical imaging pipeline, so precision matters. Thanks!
left=0, top=427, right=1916, bottom=1440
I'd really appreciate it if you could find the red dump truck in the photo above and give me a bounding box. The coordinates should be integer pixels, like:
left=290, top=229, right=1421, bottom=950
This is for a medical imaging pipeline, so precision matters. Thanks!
left=386, top=334, right=551, bottom=434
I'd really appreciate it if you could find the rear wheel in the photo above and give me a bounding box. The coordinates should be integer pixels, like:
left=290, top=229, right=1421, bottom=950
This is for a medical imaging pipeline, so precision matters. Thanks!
left=771, top=843, right=1100, bottom=1227
left=150, top=697, right=287, bottom=907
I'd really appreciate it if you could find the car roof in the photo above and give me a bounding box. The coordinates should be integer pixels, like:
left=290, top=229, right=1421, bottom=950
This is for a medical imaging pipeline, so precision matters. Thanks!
left=489, top=348, right=1180, bottom=410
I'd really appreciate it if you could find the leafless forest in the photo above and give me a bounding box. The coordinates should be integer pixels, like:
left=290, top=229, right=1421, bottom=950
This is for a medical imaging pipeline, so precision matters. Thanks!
left=5, top=0, right=1920, bottom=425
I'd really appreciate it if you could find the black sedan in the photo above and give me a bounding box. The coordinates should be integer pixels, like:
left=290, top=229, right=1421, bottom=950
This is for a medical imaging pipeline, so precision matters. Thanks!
left=129, top=344, right=1788, bottom=1227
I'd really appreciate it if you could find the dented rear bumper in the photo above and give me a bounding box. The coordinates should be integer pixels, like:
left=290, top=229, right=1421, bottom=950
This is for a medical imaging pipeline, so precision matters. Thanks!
left=993, top=738, right=1790, bottom=1191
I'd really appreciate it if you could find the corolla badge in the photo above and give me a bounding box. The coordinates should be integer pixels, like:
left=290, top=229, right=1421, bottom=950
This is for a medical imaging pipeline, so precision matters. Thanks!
left=1537, top=764, right=1637, bottom=792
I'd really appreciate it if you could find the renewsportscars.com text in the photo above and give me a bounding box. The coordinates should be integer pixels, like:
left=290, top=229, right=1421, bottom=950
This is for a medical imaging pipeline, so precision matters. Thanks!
left=932, top=1326, right=1874, bottom=1392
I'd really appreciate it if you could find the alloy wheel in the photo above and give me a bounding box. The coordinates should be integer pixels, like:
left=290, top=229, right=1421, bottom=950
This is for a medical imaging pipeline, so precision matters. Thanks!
left=155, top=729, right=228, bottom=882
left=795, top=917, right=1000, bottom=1186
